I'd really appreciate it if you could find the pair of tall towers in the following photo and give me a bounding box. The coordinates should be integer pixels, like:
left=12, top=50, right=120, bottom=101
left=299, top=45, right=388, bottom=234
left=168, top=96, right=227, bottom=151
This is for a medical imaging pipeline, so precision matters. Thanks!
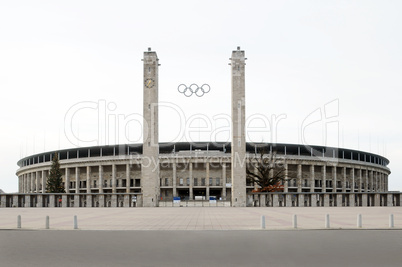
left=141, top=47, right=247, bottom=207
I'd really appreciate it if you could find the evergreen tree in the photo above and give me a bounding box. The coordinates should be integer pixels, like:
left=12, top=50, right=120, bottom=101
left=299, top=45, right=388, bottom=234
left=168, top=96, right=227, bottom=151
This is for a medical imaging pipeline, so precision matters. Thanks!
left=46, top=152, right=65, bottom=193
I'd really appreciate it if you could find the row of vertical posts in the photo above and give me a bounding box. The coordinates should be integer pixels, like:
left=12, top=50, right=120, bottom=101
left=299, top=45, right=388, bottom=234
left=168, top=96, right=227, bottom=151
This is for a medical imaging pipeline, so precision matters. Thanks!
left=0, top=194, right=142, bottom=208
left=252, top=193, right=400, bottom=207
left=260, top=214, right=396, bottom=229
left=16, top=215, right=79, bottom=229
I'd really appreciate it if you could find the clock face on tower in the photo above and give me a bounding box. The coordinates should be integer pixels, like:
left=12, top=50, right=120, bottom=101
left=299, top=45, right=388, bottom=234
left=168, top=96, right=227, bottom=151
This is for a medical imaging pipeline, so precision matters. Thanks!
left=144, top=78, right=155, bottom=88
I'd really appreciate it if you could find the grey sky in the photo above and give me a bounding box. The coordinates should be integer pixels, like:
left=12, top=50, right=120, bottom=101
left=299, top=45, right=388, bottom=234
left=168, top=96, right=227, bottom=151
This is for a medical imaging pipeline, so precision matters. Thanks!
left=0, top=0, right=401, bottom=192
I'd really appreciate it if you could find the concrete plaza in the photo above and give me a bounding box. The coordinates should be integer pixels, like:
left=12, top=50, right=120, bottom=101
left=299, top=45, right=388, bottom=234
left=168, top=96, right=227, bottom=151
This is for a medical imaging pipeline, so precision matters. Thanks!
left=1, top=207, right=401, bottom=230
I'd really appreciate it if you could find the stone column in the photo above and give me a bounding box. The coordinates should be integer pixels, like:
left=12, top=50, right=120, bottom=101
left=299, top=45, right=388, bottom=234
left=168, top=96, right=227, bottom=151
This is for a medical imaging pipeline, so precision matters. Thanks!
left=26, top=173, right=29, bottom=193
left=284, top=163, right=288, bottom=193
left=172, top=162, right=177, bottom=197
left=99, top=194, right=105, bottom=207
left=22, top=174, right=26, bottom=193
left=86, top=194, right=92, bottom=207
left=342, top=167, right=347, bottom=192
left=384, top=173, right=388, bottom=192
left=273, top=194, right=279, bottom=207
left=30, top=173, right=34, bottom=193
left=30, top=173, right=34, bottom=192
left=20, top=175, right=23, bottom=193
left=49, top=195, right=55, bottom=208
left=349, top=194, right=355, bottom=207
left=336, top=194, right=342, bottom=207
left=230, top=47, right=247, bottom=207
left=373, top=171, right=376, bottom=192
left=351, top=168, right=355, bottom=193
left=112, top=164, right=116, bottom=193
left=62, top=195, right=68, bottom=208
left=189, top=161, right=193, bottom=200
left=13, top=195, right=18, bottom=207
left=141, top=47, right=160, bottom=207
left=297, top=164, right=302, bottom=193
left=385, top=175, right=389, bottom=191
left=324, top=194, right=330, bottom=206
left=387, top=193, right=393, bottom=207
left=222, top=163, right=227, bottom=200
left=29, top=173, right=33, bottom=193
left=374, top=193, right=380, bottom=206
left=322, top=165, right=326, bottom=192
left=311, top=194, right=317, bottom=207
left=26, top=173, right=30, bottom=193
left=377, top=173, right=381, bottom=192
left=1, top=195, right=7, bottom=207
left=25, top=195, right=31, bottom=207
left=310, top=165, right=315, bottom=192
left=86, top=166, right=91, bottom=193
left=260, top=194, right=266, bottom=207
left=365, top=169, right=369, bottom=192
left=332, top=166, right=337, bottom=193
left=286, top=194, right=292, bottom=207
left=18, top=175, right=22, bottom=193
left=21, top=175, right=24, bottom=193
left=75, top=167, right=80, bottom=193
left=358, top=168, right=362, bottom=193
left=99, top=165, right=104, bottom=193
left=206, top=162, right=210, bottom=200
left=376, top=172, right=380, bottom=192
left=299, top=194, right=304, bottom=207
left=126, top=164, right=131, bottom=193
left=74, top=194, right=80, bottom=207
left=380, top=172, right=385, bottom=192
left=124, top=194, right=130, bottom=207
left=111, top=194, right=117, bottom=207
left=64, top=168, right=69, bottom=193
left=43, top=170, right=48, bottom=193
left=362, top=194, right=368, bottom=207
left=22, top=174, right=25, bottom=193
left=378, top=172, right=381, bottom=192
left=36, top=171, right=40, bottom=193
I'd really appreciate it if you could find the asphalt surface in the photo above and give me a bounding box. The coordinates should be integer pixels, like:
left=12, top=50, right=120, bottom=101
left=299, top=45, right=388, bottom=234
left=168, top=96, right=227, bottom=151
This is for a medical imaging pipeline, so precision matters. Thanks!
left=1, top=230, right=401, bottom=267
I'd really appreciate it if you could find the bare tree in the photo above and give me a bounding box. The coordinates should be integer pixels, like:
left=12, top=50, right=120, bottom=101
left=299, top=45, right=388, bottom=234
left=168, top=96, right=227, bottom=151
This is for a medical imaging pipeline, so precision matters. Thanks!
left=246, top=148, right=287, bottom=192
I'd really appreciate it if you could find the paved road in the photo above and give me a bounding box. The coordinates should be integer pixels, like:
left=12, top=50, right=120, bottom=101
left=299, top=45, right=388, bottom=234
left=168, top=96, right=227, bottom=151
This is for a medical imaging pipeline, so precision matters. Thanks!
left=1, top=230, right=401, bottom=267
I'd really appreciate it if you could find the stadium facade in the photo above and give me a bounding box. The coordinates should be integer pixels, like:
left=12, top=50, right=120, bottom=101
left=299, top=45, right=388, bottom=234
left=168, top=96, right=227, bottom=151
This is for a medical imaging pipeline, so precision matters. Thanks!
left=12, top=48, right=392, bottom=207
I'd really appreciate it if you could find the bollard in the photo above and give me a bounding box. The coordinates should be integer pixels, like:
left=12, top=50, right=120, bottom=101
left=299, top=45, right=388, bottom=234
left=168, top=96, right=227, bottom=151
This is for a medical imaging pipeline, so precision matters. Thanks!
left=74, top=215, right=78, bottom=229
left=389, top=214, right=394, bottom=228
left=46, top=216, right=49, bottom=229
left=357, top=214, right=362, bottom=228
left=261, top=215, right=266, bottom=229
left=17, top=215, right=21, bottom=229
left=293, top=214, right=297, bottom=229
left=325, top=214, right=330, bottom=229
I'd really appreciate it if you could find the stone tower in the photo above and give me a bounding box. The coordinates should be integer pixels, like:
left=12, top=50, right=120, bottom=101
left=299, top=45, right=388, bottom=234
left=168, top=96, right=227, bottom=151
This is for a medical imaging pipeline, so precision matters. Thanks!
left=141, top=48, right=160, bottom=207
left=230, top=47, right=247, bottom=207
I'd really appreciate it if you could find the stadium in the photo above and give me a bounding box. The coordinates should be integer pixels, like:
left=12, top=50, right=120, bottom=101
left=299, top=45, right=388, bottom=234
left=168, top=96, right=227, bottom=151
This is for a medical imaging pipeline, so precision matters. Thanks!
left=16, top=142, right=390, bottom=200
left=8, top=48, right=398, bottom=208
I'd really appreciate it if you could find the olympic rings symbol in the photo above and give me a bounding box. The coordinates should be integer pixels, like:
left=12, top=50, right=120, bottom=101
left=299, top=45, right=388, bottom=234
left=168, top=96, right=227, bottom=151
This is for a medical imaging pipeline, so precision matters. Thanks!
left=177, top=84, right=211, bottom=97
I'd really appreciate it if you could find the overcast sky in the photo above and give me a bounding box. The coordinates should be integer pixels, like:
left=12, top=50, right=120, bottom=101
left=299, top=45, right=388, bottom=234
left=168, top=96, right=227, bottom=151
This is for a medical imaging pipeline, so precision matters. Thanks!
left=1, top=1, right=401, bottom=193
